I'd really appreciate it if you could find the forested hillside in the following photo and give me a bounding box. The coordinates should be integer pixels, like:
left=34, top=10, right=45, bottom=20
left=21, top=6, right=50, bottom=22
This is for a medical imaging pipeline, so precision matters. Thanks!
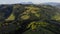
left=0, top=4, right=60, bottom=34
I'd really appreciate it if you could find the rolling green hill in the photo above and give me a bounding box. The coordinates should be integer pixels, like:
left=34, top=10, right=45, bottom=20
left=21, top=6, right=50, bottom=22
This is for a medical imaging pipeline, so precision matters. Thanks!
left=0, top=4, right=60, bottom=34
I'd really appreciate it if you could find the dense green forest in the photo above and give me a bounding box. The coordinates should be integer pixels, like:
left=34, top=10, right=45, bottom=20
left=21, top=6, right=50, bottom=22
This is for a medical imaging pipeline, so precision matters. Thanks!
left=0, top=4, right=60, bottom=34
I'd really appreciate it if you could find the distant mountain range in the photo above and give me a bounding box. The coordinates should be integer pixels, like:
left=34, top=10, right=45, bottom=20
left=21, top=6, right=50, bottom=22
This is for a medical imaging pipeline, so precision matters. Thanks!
left=19, top=2, right=60, bottom=8
left=20, top=2, right=60, bottom=5
left=20, top=2, right=33, bottom=4
left=41, top=2, right=60, bottom=8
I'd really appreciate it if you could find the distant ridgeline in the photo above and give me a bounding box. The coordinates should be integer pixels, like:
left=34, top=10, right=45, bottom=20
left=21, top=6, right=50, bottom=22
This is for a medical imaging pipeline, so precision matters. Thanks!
left=0, top=4, right=60, bottom=34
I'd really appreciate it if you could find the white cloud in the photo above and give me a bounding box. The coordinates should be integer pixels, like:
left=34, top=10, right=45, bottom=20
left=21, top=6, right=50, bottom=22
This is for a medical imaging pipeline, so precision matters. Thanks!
left=0, top=0, right=60, bottom=4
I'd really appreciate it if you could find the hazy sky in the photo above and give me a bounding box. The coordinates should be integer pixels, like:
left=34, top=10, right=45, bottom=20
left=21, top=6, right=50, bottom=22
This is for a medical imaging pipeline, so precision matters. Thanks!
left=0, top=0, right=60, bottom=4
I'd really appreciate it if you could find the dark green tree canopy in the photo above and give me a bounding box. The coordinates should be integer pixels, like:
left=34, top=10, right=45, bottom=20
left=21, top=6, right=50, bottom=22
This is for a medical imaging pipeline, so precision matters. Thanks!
left=0, top=4, right=60, bottom=34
